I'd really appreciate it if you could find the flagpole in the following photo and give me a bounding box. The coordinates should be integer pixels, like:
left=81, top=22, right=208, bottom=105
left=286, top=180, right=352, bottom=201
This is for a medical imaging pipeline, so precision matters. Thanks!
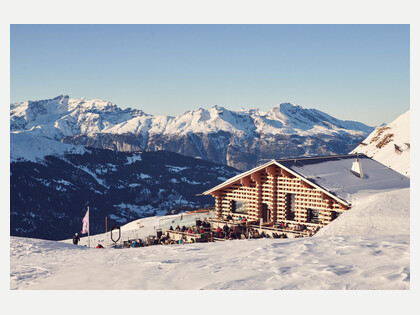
left=88, top=206, right=90, bottom=248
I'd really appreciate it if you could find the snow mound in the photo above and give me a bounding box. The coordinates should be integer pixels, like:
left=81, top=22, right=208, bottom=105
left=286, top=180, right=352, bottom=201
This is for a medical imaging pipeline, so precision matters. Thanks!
left=316, top=188, right=409, bottom=237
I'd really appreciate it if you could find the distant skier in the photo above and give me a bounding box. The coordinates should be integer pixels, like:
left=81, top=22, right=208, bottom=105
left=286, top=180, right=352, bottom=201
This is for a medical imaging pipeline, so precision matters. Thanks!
left=73, top=233, right=80, bottom=245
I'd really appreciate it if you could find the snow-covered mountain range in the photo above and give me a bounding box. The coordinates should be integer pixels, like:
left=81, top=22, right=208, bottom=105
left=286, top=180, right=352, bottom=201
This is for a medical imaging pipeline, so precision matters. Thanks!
left=11, top=95, right=374, bottom=170
left=352, top=110, right=410, bottom=176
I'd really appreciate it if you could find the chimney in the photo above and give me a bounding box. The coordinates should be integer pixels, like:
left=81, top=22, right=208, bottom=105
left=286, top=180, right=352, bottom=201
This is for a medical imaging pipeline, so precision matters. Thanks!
left=351, top=158, right=364, bottom=178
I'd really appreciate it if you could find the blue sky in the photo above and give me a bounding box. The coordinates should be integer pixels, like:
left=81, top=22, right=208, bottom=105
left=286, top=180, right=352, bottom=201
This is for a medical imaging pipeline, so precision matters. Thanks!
left=10, top=24, right=409, bottom=125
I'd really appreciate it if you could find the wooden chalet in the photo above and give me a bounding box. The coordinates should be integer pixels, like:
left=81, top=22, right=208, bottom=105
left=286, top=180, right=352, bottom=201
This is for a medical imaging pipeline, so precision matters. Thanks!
left=202, top=154, right=410, bottom=228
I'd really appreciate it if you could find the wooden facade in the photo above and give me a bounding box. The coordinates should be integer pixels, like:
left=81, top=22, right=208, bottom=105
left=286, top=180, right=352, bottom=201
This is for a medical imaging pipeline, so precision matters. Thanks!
left=204, top=161, right=350, bottom=227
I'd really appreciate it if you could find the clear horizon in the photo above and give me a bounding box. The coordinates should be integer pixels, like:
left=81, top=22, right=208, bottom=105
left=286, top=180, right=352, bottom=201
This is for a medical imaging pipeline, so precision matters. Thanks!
left=10, top=24, right=410, bottom=126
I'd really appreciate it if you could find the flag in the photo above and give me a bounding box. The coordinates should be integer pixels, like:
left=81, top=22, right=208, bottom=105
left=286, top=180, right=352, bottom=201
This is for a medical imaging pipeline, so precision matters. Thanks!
left=81, top=208, right=89, bottom=234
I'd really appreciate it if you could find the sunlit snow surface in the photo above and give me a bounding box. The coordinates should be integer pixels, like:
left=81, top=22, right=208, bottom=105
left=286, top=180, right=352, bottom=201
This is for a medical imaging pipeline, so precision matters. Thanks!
left=10, top=188, right=409, bottom=290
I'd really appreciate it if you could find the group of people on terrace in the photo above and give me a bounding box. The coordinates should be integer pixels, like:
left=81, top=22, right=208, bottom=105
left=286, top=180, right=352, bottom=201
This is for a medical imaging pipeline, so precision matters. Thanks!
left=116, top=213, right=322, bottom=249
left=217, top=216, right=321, bottom=238
left=214, top=224, right=290, bottom=240
left=215, top=224, right=243, bottom=239
left=169, top=219, right=212, bottom=235
left=225, top=214, right=248, bottom=222
left=276, top=221, right=321, bottom=234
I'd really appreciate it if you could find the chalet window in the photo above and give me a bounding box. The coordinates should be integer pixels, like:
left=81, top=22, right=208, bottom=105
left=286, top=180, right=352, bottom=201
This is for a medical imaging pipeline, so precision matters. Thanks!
left=285, top=193, right=295, bottom=220
left=262, top=203, right=270, bottom=222
left=231, top=200, right=248, bottom=215
left=307, top=208, right=319, bottom=223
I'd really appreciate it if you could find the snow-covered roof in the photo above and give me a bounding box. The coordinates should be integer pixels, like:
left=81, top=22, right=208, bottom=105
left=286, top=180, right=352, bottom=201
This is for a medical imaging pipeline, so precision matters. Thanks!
left=203, top=154, right=410, bottom=205
left=275, top=154, right=409, bottom=203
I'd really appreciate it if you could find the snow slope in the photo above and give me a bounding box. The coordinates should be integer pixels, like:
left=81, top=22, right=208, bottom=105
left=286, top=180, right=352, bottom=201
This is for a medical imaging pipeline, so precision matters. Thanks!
left=10, top=188, right=409, bottom=290
left=352, top=110, right=410, bottom=176
left=316, top=188, right=409, bottom=237
left=10, top=131, right=87, bottom=163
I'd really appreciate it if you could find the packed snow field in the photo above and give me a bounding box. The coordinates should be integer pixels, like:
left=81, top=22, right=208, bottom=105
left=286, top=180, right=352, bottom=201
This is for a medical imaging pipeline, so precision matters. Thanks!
left=10, top=188, right=409, bottom=290
left=10, top=233, right=409, bottom=290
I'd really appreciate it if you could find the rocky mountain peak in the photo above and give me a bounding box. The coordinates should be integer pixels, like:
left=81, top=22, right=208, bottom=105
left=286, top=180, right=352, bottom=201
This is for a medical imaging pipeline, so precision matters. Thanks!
left=352, top=110, right=410, bottom=176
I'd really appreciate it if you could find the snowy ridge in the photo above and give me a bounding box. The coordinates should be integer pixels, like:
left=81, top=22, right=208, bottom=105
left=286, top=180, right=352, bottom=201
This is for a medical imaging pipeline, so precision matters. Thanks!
left=11, top=95, right=372, bottom=137
left=351, top=110, right=410, bottom=176
left=11, top=95, right=145, bottom=140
